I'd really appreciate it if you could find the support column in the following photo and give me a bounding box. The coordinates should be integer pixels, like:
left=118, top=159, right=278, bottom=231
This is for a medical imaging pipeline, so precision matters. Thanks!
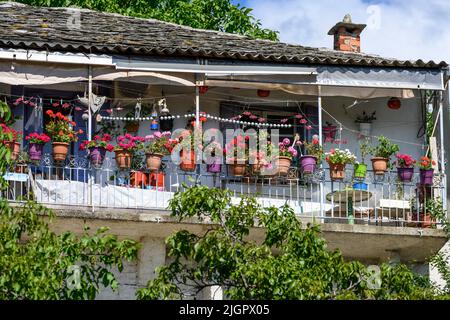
left=318, top=89, right=324, bottom=218
left=137, top=237, right=166, bottom=287
left=88, top=66, right=93, bottom=141
left=439, top=91, right=447, bottom=211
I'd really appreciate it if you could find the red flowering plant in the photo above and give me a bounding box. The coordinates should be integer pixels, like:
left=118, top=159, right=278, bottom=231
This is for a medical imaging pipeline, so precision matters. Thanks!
left=395, top=153, right=416, bottom=168
left=45, top=110, right=82, bottom=143
left=115, top=133, right=144, bottom=152
left=79, top=134, right=115, bottom=152
left=25, top=132, right=51, bottom=145
left=0, top=123, right=22, bottom=143
left=224, top=135, right=248, bottom=163
left=417, top=156, right=436, bottom=170
left=302, top=135, right=323, bottom=161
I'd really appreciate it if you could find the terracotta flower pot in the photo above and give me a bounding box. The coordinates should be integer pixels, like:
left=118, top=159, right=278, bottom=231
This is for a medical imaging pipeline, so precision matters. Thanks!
left=6, top=141, right=21, bottom=161
left=150, top=172, right=165, bottom=188
left=229, top=161, right=247, bottom=176
left=371, top=157, right=389, bottom=175
left=115, top=149, right=132, bottom=169
left=329, top=163, right=346, bottom=181
left=275, top=156, right=292, bottom=175
left=124, top=121, right=139, bottom=133
left=52, top=142, right=69, bottom=162
left=146, top=153, right=163, bottom=171
left=411, top=213, right=435, bottom=228
left=180, top=149, right=196, bottom=172
left=130, top=171, right=147, bottom=188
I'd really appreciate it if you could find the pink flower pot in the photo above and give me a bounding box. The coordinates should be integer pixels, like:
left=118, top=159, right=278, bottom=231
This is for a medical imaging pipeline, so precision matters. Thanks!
left=29, top=143, right=43, bottom=161
left=89, top=147, right=106, bottom=167
left=397, top=167, right=414, bottom=182
left=420, top=169, right=434, bottom=185
left=300, top=155, right=317, bottom=174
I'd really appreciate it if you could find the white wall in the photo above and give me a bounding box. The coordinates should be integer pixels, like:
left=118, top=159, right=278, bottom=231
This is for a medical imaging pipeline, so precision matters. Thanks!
left=321, top=96, right=425, bottom=162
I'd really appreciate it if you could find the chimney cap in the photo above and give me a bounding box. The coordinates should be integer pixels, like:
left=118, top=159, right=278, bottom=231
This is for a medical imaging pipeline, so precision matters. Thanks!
left=328, top=14, right=366, bottom=35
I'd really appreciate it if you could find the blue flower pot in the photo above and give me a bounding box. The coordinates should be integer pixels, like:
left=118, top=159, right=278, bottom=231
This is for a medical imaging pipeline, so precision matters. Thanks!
left=353, top=182, right=368, bottom=191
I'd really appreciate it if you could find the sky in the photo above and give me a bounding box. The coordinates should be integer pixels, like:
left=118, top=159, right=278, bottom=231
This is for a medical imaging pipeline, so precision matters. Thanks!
left=232, top=0, right=450, bottom=63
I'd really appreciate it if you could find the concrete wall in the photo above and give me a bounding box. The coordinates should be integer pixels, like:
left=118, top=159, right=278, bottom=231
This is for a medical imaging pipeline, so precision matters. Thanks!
left=96, top=237, right=166, bottom=300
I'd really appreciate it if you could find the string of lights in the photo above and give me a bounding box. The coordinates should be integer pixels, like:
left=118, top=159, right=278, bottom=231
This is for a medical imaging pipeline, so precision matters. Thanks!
left=100, top=113, right=294, bottom=128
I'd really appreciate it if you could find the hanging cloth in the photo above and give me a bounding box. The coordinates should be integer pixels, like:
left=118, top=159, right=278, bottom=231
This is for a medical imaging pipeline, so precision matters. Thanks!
left=24, top=97, right=43, bottom=132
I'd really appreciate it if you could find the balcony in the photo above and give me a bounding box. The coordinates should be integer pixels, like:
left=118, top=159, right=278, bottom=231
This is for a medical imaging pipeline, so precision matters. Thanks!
left=3, top=154, right=447, bottom=229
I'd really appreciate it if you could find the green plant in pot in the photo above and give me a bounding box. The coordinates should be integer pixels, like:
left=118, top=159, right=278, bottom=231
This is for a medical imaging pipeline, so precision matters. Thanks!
left=354, top=137, right=370, bottom=179
left=370, top=136, right=399, bottom=175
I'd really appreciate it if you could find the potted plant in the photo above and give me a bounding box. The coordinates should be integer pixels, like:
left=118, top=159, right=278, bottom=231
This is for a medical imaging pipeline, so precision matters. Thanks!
left=274, top=138, right=298, bottom=175
left=300, top=135, right=323, bottom=174
left=225, top=135, right=248, bottom=176
left=177, top=129, right=202, bottom=172
left=395, top=153, right=416, bottom=182
left=410, top=197, right=441, bottom=228
left=370, top=136, right=399, bottom=175
left=144, top=131, right=173, bottom=171
left=417, top=156, right=436, bottom=185
left=355, top=111, right=376, bottom=136
left=79, top=134, right=115, bottom=168
left=204, top=139, right=223, bottom=174
left=25, top=132, right=51, bottom=161
left=123, top=110, right=140, bottom=133
left=45, top=110, right=82, bottom=162
left=1, top=124, right=22, bottom=161
left=325, top=148, right=357, bottom=181
left=354, top=138, right=370, bottom=179
left=114, top=134, right=144, bottom=169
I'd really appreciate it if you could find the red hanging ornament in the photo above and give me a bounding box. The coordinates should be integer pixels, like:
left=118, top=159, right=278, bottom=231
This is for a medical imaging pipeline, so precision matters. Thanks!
left=388, top=97, right=401, bottom=110
left=199, top=86, right=209, bottom=94
left=257, top=89, right=270, bottom=98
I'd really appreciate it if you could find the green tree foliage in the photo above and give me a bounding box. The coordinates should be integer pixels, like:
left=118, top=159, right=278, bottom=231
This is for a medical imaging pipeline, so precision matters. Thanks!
left=17, top=0, right=279, bottom=41
left=137, top=185, right=449, bottom=300
left=0, top=202, right=140, bottom=299
left=0, top=101, right=140, bottom=300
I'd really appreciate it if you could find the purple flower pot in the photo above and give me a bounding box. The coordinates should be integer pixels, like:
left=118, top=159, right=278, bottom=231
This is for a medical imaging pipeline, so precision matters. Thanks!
left=420, top=169, right=434, bottom=185
left=29, top=143, right=43, bottom=161
left=397, top=167, right=414, bottom=182
left=207, top=160, right=222, bottom=173
left=89, top=147, right=106, bottom=167
left=300, top=155, right=317, bottom=174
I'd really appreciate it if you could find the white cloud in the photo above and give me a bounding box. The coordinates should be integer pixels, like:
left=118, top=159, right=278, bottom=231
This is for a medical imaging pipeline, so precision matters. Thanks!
left=247, top=0, right=450, bottom=63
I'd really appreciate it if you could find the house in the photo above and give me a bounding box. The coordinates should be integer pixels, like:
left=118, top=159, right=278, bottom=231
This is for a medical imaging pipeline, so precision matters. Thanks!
left=0, top=2, right=449, bottom=299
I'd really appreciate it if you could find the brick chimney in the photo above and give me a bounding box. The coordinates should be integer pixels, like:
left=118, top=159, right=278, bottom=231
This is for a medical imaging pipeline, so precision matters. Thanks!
left=328, top=14, right=366, bottom=53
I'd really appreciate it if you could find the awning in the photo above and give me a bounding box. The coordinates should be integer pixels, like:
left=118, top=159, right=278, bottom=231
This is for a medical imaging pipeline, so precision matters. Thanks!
left=0, top=61, right=195, bottom=86
left=204, top=80, right=416, bottom=99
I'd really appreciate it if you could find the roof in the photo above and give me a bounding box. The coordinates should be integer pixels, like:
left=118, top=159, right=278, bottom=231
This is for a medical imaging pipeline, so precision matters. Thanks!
left=0, top=2, right=447, bottom=69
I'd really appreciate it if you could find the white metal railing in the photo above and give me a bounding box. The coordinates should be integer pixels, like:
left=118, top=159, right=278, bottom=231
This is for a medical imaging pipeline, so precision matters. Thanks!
left=2, top=158, right=447, bottom=228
